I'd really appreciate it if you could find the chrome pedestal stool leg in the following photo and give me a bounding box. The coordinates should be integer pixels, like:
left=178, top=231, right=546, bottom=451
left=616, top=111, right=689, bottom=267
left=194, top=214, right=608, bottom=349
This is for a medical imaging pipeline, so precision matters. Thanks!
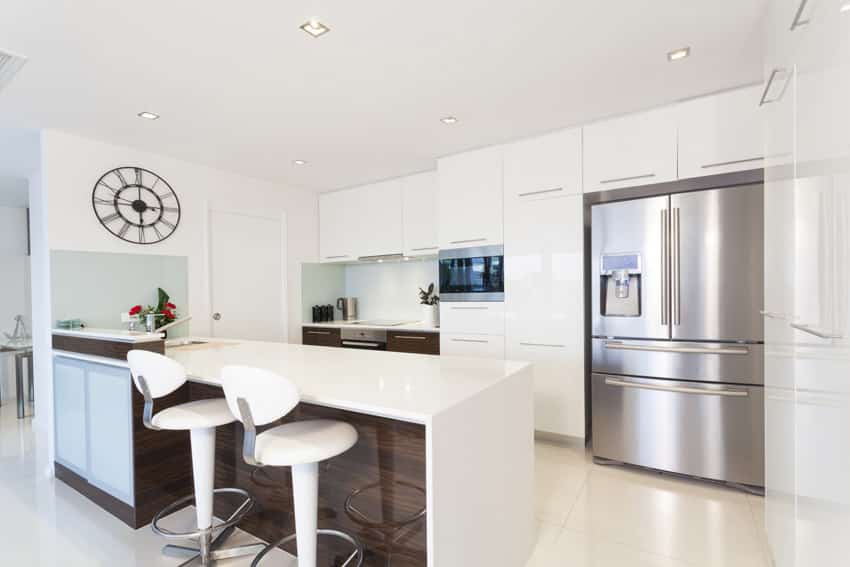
left=153, top=488, right=265, bottom=566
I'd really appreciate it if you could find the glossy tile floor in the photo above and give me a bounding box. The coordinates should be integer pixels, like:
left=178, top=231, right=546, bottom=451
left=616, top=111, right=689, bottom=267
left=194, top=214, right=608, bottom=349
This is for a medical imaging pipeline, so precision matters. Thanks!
left=0, top=404, right=770, bottom=566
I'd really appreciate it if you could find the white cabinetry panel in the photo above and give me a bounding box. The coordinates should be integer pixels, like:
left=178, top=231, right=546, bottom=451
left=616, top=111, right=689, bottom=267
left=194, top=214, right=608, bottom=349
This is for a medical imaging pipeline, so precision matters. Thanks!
left=54, top=357, right=88, bottom=475
left=358, top=179, right=403, bottom=258
left=504, top=128, right=582, bottom=200
left=87, top=362, right=134, bottom=505
left=319, top=189, right=357, bottom=262
left=677, top=85, right=765, bottom=178
left=402, top=171, right=439, bottom=257
left=583, top=107, right=677, bottom=192
left=505, top=194, right=584, bottom=437
left=440, top=302, right=505, bottom=336
left=438, top=146, right=503, bottom=248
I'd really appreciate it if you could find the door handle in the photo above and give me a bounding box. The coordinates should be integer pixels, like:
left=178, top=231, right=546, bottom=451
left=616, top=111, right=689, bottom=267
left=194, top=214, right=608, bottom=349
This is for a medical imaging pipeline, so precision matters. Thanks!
left=517, top=187, right=564, bottom=198
left=604, top=377, right=749, bottom=397
left=760, top=310, right=791, bottom=320
left=759, top=68, right=790, bottom=106
left=599, top=173, right=656, bottom=185
left=306, top=330, right=331, bottom=335
left=341, top=340, right=382, bottom=348
left=324, top=255, right=351, bottom=260
left=790, top=0, right=812, bottom=30
left=410, top=246, right=439, bottom=252
left=450, top=338, right=489, bottom=344
left=603, top=341, right=750, bottom=355
left=450, top=306, right=488, bottom=310
left=449, top=238, right=487, bottom=245
left=789, top=323, right=842, bottom=340
left=661, top=208, right=669, bottom=326
left=394, top=335, right=428, bottom=340
left=519, top=342, right=565, bottom=348
left=672, top=207, right=681, bottom=326
left=700, top=157, right=764, bottom=169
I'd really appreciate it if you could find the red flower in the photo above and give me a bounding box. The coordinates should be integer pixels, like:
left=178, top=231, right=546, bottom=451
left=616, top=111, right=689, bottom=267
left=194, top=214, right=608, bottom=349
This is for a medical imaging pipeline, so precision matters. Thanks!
left=129, top=305, right=142, bottom=316
left=162, top=309, right=175, bottom=320
left=166, top=302, right=176, bottom=309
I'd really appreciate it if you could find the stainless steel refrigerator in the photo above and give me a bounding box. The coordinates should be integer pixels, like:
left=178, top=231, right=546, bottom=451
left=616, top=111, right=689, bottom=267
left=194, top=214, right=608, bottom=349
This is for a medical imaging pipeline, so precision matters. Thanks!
left=591, top=184, right=764, bottom=487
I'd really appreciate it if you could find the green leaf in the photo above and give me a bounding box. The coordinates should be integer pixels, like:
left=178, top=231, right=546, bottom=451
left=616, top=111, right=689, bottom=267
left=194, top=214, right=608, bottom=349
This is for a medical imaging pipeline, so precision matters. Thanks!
left=157, top=288, right=170, bottom=312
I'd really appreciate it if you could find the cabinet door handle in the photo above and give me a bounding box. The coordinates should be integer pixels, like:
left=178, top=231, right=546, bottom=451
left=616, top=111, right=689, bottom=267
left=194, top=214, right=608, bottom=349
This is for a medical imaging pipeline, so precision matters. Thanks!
left=411, top=246, right=439, bottom=252
left=451, top=338, right=489, bottom=344
left=519, top=342, right=565, bottom=348
left=324, top=255, right=350, bottom=260
left=604, top=341, right=750, bottom=355
left=604, top=377, right=749, bottom=397
left=701, top=157, right=764, bottom=169
left=449, top=238, right=487, bottom=245
left=790, top=0, right=812, bottom=30
left=599, top=173, right=655, bottom=185
left=449, top=306, right=488, bottom=310
left=517, top=187, right=564, bottom=198
left=789, top=323, right=842, bottom=340
left=394, top=335, right=428, bottom=340
left=306, top=330, right=332, bottom=335
left=759, top=68, right=790, bottom=106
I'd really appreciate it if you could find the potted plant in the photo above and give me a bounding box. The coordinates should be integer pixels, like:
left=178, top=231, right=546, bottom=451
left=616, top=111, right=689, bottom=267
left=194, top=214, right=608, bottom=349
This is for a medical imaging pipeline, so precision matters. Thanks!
left=129, top=288, right=178, bottom=335
left=418, top=283, right=439, bottom=327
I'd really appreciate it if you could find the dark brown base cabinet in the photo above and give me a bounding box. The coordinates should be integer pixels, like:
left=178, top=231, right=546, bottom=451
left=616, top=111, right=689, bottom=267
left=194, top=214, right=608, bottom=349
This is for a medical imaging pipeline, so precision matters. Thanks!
left=302, top=327, right=439, bottom=355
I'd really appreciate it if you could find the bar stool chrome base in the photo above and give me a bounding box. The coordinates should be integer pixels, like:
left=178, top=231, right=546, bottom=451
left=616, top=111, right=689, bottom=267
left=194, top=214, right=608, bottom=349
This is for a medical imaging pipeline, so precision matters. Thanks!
left=250, top=529, right=365, bottom=567
left=152, top=487, right=265, bottom=566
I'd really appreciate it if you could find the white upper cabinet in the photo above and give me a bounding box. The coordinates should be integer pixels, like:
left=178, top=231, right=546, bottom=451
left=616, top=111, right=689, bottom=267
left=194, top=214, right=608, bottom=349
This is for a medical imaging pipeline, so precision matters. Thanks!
left=503, top=128, right=582, bottom=200
left=677, top=85, right=765, bottom=178
left=437, top=146, right=503, bottom=249
left=583, top=106, right=677, bottom=192
left=358, top=178, right=403, bottom=258
left=402, top=171, right=439, bottom=257
left=319, top=188, right=357, bottom=262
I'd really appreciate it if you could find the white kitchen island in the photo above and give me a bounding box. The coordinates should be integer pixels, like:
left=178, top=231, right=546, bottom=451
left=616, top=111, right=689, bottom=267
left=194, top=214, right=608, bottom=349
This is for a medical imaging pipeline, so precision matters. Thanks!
left=168, top=340, right=535, bottom=567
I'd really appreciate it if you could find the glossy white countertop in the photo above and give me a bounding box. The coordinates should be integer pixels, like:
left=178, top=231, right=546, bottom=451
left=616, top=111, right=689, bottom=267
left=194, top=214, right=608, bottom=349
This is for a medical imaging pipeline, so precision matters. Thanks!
left=53, top=327, right=164, bottom=343
left=302, top=320, right=440, bottom=333
left=167, top=340, right=527, bottom=423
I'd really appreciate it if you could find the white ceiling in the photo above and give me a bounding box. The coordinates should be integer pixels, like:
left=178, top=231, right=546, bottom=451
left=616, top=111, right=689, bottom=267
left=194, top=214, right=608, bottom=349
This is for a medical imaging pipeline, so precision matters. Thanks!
left=0, top=0, right=767, bottom=192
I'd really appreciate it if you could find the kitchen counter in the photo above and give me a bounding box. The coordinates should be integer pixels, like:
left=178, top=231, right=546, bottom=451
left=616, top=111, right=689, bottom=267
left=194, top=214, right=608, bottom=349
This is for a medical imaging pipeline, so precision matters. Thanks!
left=52, top=327, right=164, bottom=343
left=302, top=320, right=440, bottom=333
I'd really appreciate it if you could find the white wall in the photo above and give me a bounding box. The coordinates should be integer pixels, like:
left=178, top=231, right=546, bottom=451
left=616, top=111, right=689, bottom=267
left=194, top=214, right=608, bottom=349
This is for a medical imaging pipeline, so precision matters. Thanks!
left=0, top=206, right=32, bottom=402
left=344, top=259, right=438, bottom=321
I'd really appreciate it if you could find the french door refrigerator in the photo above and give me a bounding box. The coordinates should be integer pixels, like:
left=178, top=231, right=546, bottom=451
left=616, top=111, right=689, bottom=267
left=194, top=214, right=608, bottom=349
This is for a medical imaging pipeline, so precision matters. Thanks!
left=590, top=184, right=765, bottom=487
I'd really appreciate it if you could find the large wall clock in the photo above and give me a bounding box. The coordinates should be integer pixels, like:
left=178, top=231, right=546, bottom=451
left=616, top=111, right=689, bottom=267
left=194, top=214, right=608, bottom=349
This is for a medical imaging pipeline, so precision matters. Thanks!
left=91, top=166, right=181, bottom=244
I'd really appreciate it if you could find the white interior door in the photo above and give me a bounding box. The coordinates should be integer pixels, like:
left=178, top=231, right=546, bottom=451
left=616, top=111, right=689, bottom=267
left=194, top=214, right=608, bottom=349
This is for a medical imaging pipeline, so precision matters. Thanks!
left=209, top=209, right=286, bottom=341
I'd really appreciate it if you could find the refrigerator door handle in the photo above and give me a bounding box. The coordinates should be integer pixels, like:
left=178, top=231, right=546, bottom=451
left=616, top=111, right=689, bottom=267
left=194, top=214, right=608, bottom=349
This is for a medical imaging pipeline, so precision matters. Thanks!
left=661, top=208, right=669, bottom=326
left=604, top=377, right=749, bottom=397
left=672, top=207, right=681, bottom=326
left=603, top=341, right=750, bottom=355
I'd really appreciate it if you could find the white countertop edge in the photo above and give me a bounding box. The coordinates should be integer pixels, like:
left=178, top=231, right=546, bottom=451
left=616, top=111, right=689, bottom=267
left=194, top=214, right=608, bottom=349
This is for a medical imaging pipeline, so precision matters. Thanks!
left=53, top=350, right=131, bottom=369
left=53, top=328, right=164, bottom=343
left=302, top=321, right=440, bottom=333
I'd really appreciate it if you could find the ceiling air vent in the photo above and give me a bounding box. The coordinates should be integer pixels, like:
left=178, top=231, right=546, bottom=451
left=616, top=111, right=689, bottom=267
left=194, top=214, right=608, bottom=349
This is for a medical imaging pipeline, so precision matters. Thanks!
left=0, top=49, right=28, bottom=92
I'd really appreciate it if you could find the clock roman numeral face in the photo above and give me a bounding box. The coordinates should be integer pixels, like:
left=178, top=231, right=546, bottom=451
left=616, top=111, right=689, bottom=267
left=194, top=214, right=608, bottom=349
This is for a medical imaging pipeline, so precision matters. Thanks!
left=91, top=167, right=181, bottom=245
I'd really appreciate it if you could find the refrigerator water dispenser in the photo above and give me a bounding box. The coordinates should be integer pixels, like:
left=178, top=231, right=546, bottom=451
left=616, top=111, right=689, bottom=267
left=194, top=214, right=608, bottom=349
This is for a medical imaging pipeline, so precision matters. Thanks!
left=600, top=253, right=641, bottom=317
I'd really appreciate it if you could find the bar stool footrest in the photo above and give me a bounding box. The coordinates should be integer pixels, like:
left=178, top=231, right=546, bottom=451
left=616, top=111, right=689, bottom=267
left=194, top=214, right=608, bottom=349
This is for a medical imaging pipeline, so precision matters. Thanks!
left=250, top=528, right=365, bottom=567
left=152, top=487, right=256, bottom=540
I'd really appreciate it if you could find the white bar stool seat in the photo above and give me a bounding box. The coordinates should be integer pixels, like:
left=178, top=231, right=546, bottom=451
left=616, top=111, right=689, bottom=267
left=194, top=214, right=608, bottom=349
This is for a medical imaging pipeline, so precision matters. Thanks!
left=151, top=398, right=236, bottom=430
left=221, top=365, right=364, bottom=567
left=127, top=350, right=264, bottom=566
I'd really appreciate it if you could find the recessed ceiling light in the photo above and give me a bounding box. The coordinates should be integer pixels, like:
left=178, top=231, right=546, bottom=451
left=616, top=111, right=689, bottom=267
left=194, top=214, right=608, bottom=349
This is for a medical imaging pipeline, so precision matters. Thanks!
left=667, top=47, right=691, bottom=62
left=300, top=19, right=330, bottom=38
left=440, top=116, right=458, bottom=125
left=841, top=2, right=850, bottom=13
left=137, top=111, right=160, bottom=120
left=293, top=159, right=307, bottom=166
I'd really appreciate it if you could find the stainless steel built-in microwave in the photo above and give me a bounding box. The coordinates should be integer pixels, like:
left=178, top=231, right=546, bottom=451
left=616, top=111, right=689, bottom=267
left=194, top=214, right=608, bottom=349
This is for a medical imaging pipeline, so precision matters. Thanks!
left=438, top=245, right=504, bottom=302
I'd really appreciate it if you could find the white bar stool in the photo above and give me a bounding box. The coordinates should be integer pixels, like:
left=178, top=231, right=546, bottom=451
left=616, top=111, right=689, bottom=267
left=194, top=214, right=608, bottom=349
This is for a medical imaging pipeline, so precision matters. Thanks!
left=221, top=365, right=365, bottom=567
left=127, top=350, right=264, bottom=566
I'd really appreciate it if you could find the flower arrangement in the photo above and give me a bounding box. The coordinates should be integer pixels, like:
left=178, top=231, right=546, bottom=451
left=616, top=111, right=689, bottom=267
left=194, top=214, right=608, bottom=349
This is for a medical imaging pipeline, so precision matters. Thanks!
left=129, top=287, right=177, bottom=329
left=418, top=282, right=439, bottom=306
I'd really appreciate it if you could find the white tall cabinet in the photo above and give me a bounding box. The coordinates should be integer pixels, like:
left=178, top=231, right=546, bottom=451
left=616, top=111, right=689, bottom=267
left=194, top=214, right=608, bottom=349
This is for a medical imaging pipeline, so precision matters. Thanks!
left=402, top=171, right=439, bottom=257
left=504, top=128, right=585, bottom=438
left=763, top=2, right=850, bottom=567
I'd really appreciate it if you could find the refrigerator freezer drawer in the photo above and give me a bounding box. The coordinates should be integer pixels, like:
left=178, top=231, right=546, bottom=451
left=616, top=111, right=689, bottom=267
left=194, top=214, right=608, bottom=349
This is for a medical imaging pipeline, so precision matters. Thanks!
left=591, top=338, right=764, bottom=385
left=592, top=373, right=764, bottom=486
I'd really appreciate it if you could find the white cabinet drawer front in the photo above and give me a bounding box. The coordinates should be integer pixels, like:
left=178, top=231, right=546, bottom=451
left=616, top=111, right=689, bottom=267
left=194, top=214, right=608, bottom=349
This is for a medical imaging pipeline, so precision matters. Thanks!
left=677, top=85, right=764, bottom=179
left=507, top=341, right=585, bottom=438
left=440, top=301, right=505, bottom=335
left=504, top=128, right=582, bottom=200
left=583, top=107, right=677, bottom=192
left=441, top=333, right=505, bottom=359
